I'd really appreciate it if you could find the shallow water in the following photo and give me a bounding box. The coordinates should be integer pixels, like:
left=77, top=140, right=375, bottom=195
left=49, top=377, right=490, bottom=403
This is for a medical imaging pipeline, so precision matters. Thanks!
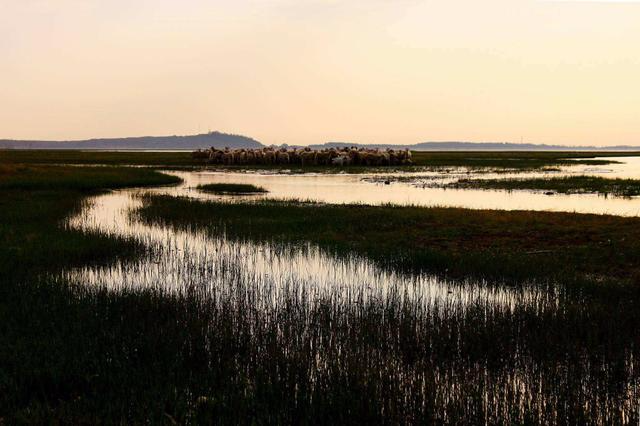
left=62, top=190, right=550, bottom=311
left=62, top=157, right=640, bottom=301
left=157, top=156, right=640, bottom=216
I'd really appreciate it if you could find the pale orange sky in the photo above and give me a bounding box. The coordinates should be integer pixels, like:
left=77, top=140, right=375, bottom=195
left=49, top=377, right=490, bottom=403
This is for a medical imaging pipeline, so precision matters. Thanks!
left=1, top=0, right=639, bottom=145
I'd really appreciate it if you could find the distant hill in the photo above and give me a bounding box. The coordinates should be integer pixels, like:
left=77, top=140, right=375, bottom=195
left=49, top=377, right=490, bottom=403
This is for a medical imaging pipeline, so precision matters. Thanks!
left=0, top=131, right=262, bottom=150
left=3, top=134, right=639, bottom=152
left=311, top=141, right=640, bottom=151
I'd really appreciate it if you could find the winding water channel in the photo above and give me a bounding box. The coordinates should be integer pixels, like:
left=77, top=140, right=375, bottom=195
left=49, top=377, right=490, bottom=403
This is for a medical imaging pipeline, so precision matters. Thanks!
left=61, top=156, right=640, bottom=305
left=54, top=157, right=640, bottom=422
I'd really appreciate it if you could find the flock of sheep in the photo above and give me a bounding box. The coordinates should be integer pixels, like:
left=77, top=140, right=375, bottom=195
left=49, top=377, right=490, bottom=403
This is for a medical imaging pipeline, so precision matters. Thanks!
left=192, top=147, right=413, bottom=166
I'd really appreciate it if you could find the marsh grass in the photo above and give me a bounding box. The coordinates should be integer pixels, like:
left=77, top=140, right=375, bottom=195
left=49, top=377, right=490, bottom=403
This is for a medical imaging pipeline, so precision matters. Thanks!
left=450, top=175, right=640, bottom=197
left=4, top=258, right=640, bottom=424
left=197, top=182, right=267, bottom=194
left=0, top=164, right=181, bottom=191
left=0, top=150, right=196, bottom=168
left=138, top=196, right=640, bottom=285
left=3, top=163, right=640, bottom=423
left=409, top=151, right=624, bottom=169
left=0, top=164, right=183, bottom=421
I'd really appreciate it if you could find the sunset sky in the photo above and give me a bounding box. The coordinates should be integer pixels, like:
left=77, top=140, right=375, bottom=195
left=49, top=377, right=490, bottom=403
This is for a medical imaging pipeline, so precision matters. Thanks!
left=1, top=0, right=639, bottom=145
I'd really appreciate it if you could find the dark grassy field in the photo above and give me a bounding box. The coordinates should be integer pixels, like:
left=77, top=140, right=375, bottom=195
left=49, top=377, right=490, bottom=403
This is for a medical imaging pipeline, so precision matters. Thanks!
left=0, top=164, right=181, bottom=191
left=0, top=165, right=182, bottom=422
left=0, top=150, right=196, bottom=167
left=2, top=160, right=640, bottom=423
left=409, top=150, right=629, bottom=169
left=138, top=196, right=640, bottom=285
left=449, top=175, right=640, bottom=197
left=0, top=165, right=180, bottom=277
left=2, top=149, right=636, bottom=170
left=197, top=182, right=267, bottom=194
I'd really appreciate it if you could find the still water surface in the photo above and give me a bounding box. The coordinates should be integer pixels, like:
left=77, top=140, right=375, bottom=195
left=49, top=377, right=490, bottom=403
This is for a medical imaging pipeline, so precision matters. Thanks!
left=63, top=190, right=550, bottom=310
left=62, top=156, right=640, bottom=297
left=158, top=156, right=640, bottom=216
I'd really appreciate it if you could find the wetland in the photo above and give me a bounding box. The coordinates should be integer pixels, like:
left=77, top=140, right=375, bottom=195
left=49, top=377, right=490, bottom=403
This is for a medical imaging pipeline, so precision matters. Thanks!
left=2, top=151, right=640, bottom=424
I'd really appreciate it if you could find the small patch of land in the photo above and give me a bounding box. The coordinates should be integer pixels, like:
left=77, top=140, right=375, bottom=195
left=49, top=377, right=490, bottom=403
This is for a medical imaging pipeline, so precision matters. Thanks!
left=448, top=175, right=640, bottom=197
left=197, top=183, right=267, bottom=194
left=138, top=196, right=640, bottom=285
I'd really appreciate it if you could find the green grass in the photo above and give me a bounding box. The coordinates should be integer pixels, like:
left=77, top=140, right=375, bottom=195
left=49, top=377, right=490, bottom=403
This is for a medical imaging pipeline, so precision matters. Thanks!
left=0, top=149, right=196, bottom=167
left=197, top=183, right=267, bottom=194
left=450, top=175, right=640, bottom=197
left=0, top=164, right=187, bottom=422
left=138, top=196, right=640, bottom=285
left=0, top=165, right=180, bottom=278
left=0, top=164, right=181, bottom=191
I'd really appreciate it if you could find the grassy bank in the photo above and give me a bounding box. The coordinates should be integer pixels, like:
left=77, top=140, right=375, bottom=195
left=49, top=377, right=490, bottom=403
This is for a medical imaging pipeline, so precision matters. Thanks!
left=0, top=165, right=180, bottom=274
left=449, top=175, right=640, bottom=197
left=0, top=165, right=181, bottom=279
left=197, top=182, right=267, bottom=194
left=0, top=165, right=181, bottom=421
left=0, top=164, right=181, bottom=191
left=0, top=150, right=195, bottom=167
left=2, top=149, right=636, bottom=171
left=138, top=196, right=640, bottom=285
left=410, top=150, right=627, bottom=169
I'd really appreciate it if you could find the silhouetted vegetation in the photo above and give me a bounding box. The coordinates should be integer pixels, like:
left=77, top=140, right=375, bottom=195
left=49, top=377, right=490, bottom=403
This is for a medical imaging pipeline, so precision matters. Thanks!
left=139, top=196, right=640, bottom=285
left=3, top=163, right=640, bottom=423
left=0, top=164, right=181, bottom=191
left=449, top=175, right=640, bottom=197
left=0, top=150, right=197, bottom=167
left=197, top=183, right=267, bottom=194
left=409, top=151, right=624, bottom=169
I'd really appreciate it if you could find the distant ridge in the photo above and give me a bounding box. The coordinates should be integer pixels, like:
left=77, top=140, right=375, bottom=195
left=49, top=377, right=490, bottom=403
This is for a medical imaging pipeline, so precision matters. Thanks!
left=2, top=134, right=639, bottom=151
left=0, top=131, right=262, bottom=150
left=310, top=141, right=640, bottom=151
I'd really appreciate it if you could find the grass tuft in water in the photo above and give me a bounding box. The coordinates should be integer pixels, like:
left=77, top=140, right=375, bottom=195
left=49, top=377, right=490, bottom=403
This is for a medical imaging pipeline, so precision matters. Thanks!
left=197, top=183, right=267, bottom=194
left=449, top=175, right=640, bottom=197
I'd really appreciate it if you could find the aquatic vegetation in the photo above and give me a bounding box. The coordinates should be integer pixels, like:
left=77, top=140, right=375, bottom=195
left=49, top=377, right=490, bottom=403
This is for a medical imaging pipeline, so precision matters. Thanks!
left=2, top=160, right=640, bottom=423
left=409, top=151, right=622, bottom=169
left=5, top=269, right=639, bottom=424
left=197, top=183, right=267, bottom=194
left=138, top=196, right=640, bottom=285
left=449, top=175, right=640, bottom=197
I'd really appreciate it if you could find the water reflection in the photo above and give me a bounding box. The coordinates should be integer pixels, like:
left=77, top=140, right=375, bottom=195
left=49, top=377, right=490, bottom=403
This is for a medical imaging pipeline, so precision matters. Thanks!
left=153, top=156, right=640, bottom=216
left=62, top=191, right=548, bottom=311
